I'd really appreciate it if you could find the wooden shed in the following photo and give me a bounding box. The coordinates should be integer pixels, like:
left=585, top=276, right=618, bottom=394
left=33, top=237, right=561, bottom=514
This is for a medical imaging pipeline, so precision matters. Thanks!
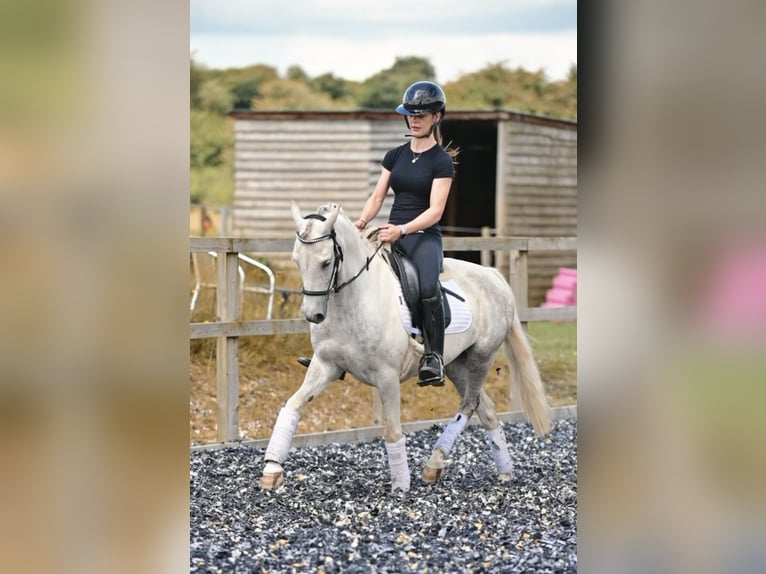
left=229, top=110, right=576, bottom=305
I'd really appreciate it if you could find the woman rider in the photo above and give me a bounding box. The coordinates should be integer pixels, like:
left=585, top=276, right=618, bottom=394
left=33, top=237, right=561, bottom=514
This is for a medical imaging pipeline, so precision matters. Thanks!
left=300, top=80, right=457, bottom=387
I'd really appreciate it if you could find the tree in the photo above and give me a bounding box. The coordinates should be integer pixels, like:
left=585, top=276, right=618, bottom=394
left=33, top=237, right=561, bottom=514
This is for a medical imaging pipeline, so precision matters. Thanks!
left=310, top=72, right=354, bottom=101
left=190, top=55, right=205, bottom=109
left=203, top=64, right=280, bottom=110
left=360, top=56, right=436, bottom=109
left=251, top=78, right=343, bottom=110
left=287, top=65, right=309, bottom=82
left=190, top=110, right=231, bottom=169
left=230, top=79, right=259, bottom=110
left=190, top=111, right=234, bottom=204
left=199, top=78, right=232, bottom=114
left=445, top=61, right=575, bottom=119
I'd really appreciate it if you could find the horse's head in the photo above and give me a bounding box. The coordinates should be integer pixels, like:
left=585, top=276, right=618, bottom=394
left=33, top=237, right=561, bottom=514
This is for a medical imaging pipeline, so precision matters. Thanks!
left=291, top=201, right=343, bottom=324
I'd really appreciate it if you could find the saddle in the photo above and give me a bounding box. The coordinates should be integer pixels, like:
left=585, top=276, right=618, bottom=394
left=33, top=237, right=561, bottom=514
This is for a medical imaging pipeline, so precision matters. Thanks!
left=385, top=246, right=453, bottom=331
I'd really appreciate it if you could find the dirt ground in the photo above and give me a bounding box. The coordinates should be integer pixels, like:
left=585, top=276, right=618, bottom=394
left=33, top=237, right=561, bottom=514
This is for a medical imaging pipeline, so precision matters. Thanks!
left=189, top=331, right=576, bottom=445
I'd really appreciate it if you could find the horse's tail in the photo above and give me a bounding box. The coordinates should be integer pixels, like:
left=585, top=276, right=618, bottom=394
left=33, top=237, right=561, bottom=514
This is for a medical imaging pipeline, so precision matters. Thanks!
left=504, top=311, right=552, bottom=435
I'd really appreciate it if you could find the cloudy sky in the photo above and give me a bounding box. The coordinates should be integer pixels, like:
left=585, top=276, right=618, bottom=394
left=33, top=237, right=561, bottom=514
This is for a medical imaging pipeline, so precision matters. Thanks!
left=190, top=0, right=577, bottom=83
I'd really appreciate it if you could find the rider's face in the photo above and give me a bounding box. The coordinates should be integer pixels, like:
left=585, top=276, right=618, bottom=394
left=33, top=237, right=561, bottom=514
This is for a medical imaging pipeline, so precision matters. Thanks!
left=408, top=112, right=438, bottom=136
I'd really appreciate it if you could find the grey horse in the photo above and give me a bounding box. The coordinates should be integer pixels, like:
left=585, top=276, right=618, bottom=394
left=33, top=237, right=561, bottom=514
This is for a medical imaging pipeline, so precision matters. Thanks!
left=261, top=202, right=551, bottom=492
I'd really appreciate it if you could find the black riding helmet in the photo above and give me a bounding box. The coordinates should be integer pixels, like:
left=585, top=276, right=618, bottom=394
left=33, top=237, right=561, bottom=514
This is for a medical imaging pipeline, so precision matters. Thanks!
left=396, top=81, right=446, bottom=116
left=396, top=81, right=446, bottom=137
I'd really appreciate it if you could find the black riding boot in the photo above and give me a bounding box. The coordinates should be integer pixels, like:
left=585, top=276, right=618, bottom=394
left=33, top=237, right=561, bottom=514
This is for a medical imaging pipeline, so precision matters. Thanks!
left=417, top=292, right=445, bottom=387
left=296, top=356, right=346, bottom=380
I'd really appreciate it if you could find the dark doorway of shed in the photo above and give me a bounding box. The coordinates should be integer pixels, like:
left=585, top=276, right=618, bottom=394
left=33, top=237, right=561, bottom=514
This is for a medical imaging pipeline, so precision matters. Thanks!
left=440, top=120, right=497, bottom=264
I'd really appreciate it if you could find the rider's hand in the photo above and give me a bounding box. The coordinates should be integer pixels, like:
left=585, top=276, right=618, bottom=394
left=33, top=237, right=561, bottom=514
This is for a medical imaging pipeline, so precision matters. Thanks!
left=378, top=224, right=403, bottom=244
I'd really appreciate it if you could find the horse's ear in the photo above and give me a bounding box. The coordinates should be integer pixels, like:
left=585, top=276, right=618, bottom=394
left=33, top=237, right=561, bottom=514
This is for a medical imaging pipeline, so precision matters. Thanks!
left=291, top=201, right=307, bottom=234
left=324, top=202, right=341, bottom=228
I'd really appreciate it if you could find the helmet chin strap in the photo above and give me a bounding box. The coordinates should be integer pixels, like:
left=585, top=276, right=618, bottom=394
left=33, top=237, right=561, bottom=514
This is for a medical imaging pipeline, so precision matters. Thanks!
left=404, top=132, right=432, bottom=139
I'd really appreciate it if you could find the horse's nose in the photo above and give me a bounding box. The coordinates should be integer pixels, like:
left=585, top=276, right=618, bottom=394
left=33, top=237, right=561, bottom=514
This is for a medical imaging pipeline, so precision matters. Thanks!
left=308, top=313, right=325, bottom=324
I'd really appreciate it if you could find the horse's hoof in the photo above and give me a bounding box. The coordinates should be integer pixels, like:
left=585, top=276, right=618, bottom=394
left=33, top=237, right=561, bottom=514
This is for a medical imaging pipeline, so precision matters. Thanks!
left=260, top=472, right=284, bottom=490
left=422, top=466, right=443, bottom=483
left=392, top=487, right=410, bottom=499
left=498, top=472, right=513, bottom=483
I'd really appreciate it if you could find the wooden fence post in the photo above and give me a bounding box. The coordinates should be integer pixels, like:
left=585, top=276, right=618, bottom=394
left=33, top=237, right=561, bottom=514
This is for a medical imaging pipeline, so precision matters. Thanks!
left=509, top=247, right=529, bottom=332
left=216, top=250, right=240, bottom=442
left=480, top=226, right=491, bottom=267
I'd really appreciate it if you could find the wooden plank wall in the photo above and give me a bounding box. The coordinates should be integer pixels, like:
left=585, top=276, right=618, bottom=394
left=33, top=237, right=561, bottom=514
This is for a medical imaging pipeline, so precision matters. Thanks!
left=230, top=115, right=578, bottom=306
left=231, top=119, right=409, bottom=243
left=231, top=119, right=373, bottom=239
left=502, top=120, right=577, bottom=306
left=367, top=120, right=404, bottom=225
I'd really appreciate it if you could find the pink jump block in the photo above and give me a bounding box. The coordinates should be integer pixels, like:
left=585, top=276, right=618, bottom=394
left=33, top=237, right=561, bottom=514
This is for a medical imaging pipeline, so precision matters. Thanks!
left=545, top=288, right=575, bottom=305
left=543, top=268, right=577, bottom=321
left=553, top=274, right=577, bottom=290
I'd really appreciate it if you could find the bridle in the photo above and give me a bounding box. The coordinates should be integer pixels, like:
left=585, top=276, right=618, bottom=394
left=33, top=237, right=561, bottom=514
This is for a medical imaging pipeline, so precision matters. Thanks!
left=296, top=213, right=383, bottom=297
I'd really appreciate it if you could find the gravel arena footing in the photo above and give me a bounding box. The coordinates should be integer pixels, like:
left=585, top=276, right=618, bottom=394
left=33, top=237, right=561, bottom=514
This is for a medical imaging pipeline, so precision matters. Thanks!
left=190, top=418, right=577, bottom=573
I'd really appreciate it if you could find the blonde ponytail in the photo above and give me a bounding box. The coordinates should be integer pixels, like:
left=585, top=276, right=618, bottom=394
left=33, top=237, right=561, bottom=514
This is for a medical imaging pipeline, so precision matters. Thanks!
left=435, top=124, right=460, bottom=164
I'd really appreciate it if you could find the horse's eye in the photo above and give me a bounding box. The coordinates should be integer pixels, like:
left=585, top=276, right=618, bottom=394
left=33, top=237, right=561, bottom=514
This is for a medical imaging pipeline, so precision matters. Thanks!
left=322, top=259, right=332, bottom=268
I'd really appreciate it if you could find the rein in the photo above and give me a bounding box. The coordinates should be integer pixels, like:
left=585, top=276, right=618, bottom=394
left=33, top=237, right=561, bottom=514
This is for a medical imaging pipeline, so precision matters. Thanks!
left=296, top=214, right=383, bottom=297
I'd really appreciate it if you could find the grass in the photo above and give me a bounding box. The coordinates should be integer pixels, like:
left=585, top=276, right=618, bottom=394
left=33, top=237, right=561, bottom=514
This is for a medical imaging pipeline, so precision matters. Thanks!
left=189, top=261, right=577, bottom=444
left=527, top=321, right=578, bottom=404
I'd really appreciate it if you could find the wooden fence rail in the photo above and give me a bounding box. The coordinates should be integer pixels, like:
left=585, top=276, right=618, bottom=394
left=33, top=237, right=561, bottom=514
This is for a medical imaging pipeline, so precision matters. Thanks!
left=190, top=235, right=577, bottom=443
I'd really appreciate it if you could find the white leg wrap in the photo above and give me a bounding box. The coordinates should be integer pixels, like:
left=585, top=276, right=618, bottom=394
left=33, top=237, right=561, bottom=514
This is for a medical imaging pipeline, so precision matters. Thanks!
left=487, top=425, right=514, bottom=475
left=434, top=413, right=469, bottom=458
left=264, top=407, right=300, bottom=464
left=385, top=437, right=411, bottom=492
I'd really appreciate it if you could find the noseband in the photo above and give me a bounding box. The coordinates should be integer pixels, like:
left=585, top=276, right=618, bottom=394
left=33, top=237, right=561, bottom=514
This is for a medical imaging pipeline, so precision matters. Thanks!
left=296, top=213, right=382, bottom=297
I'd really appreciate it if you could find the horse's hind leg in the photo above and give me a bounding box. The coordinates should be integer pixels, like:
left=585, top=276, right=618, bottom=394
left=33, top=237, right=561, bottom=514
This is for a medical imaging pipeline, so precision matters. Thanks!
left=475, top=389, right=514, bottom=481
left=422, top=352, right=491, bottom=483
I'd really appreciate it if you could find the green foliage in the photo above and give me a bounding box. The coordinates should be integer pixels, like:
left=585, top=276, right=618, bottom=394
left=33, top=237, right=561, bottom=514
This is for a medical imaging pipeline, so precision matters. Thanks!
left=286, top=65, right=309, bottom=82
left=190, top=110, right=233, bottom=205
left=230, top=80, right=258, bottom=110
left=198, top=63, right=280, bottom=111
left=198, top=78, right=232, bottom=114
left=190, top=55, right=204, bottom=108
left=251, top=78, right=351, bottom=110
left=310, top=73, right=354, bottom=101
left=190, top=163, right=233, bottom=205
left=190, top=110, right=231, bottom=168
left=359, top=56, right=436, bottom=109
left=446, top=61, right=577, bottom=119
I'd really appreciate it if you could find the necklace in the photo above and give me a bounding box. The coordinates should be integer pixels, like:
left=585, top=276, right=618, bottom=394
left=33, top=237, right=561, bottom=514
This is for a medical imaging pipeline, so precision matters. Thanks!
left=411, top=148, right=423, bottom=163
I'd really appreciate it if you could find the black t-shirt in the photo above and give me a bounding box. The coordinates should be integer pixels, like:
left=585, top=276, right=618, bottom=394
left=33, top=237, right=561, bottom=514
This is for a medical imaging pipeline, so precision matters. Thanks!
left=382, top=143, right=454, bottom=232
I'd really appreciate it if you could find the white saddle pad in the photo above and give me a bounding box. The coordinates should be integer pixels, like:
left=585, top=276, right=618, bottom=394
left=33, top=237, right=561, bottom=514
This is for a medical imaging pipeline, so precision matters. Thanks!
left=392, top=277, right=472, bottom=335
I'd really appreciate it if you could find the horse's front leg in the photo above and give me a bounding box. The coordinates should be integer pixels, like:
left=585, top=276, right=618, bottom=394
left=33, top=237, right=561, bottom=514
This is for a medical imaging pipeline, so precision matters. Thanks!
left=260, top=359, right=340, bottom=490
left=377, top=373, right=411, bottom=493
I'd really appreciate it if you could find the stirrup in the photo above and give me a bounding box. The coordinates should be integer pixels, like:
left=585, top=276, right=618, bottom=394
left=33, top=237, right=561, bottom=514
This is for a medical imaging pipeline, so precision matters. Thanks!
left=417, top=354, right=445, bottom=387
